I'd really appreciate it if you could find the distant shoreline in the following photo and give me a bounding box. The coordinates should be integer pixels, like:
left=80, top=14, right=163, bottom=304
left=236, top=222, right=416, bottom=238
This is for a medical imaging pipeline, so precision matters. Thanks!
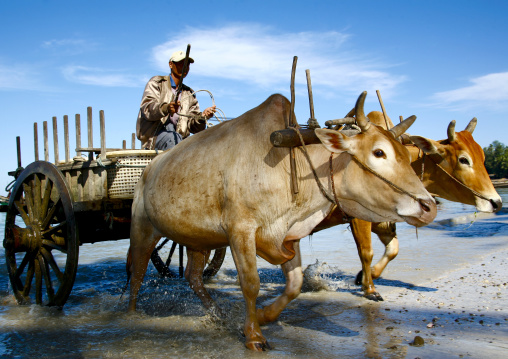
left=491, top=178, right=508, bottom=188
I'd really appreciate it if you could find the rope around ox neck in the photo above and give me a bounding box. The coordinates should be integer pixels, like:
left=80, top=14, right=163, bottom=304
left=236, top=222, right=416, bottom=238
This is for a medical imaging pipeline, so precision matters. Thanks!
left=420, top=153, right=492, bottom=202
left=289, top=126, right=423, bottom=206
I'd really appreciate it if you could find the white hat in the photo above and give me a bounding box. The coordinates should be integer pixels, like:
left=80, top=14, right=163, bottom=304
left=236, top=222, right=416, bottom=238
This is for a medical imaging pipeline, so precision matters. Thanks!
left=169, top=50, right=194, bottom=63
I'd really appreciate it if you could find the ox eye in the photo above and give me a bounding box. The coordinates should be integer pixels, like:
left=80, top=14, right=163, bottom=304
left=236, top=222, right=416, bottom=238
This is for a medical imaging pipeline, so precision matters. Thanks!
left=373, top=149, right=386, bottom=158
left=459, top=157, right=470, bottom=166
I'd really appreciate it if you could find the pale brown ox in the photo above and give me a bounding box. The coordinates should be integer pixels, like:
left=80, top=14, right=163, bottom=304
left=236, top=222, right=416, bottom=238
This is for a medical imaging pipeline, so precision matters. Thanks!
left=348, top=112, right=502, bottom=300
left=127, top=93, right=437, bottom=351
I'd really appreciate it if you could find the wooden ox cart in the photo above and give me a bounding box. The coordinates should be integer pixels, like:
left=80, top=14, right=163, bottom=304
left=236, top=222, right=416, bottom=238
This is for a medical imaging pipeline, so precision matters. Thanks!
left=2, top=108, right=224, bottom=307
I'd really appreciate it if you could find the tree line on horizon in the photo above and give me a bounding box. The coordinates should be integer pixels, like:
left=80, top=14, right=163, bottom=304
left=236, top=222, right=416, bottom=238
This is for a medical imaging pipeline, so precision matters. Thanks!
left=484, top=141, right=508, bottom=179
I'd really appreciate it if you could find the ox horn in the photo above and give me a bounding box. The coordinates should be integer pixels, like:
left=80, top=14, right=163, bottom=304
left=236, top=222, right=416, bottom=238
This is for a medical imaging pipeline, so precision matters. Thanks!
left=355, top=91, right=370, bottom=132
left=389, top=115, right=417, bottom=139
left=465, top=117, right=477, bottom=134
left=447, top=120, right=456, bottom=142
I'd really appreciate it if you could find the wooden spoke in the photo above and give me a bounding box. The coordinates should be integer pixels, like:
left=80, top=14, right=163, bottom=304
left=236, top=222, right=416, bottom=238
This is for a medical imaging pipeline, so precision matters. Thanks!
left=22, top=258, right=35, bottom=298
left=42, top=239, right=67, bottom=253
left=151, top=239, right=227, bottom=279
left=22, top=183, right=35, bottom=221
left=43, top=221, right=67, bottom=237
left=13, top=200, right=30, bottom=227
left=41, top=198, right=61, bottom=230
left=40, top=178, right=53, bottom=220
left=34, top=257, right=43, bottom=304
left=33, top=174, right=42, bottom=221
left=41, top=247, right=64, bottom=283
left=14, top=252, right=30, bottom=281
left=38, top=254, right=55, bottom=303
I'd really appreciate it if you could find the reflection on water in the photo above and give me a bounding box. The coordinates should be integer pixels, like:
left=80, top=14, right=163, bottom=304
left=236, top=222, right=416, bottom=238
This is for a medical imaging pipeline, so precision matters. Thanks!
left=0, top=189, right=507, bottom=357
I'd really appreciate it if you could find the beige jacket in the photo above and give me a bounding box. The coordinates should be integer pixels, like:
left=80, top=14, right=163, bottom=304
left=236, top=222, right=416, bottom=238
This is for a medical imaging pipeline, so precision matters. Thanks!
left=136, top=76, right=206, bottom=149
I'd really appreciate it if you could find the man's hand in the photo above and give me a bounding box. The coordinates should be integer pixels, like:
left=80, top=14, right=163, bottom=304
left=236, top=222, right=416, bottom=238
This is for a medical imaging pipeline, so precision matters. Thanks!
left=161, top=101, right=180, bottom=116
left=202, top=105, right=216, bottom=119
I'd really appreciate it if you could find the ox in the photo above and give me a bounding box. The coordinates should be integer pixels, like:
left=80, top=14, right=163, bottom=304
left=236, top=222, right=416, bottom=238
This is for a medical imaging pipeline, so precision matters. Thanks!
left=349, top=112, right=502, bottom=300
left=127, top=92, right=436, bottom=350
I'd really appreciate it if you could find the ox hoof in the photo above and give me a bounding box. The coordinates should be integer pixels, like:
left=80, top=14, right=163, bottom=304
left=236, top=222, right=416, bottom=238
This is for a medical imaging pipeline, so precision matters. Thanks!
left=246, top=340, right=272, bottom=351
left=365, top=292, right=384, bottom=302
left=355, top=270, right=363, bottom=285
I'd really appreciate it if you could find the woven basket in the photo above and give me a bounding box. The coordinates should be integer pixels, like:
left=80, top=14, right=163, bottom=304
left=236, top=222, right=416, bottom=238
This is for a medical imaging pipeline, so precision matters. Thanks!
left=105, top=150, right=159, bottom=199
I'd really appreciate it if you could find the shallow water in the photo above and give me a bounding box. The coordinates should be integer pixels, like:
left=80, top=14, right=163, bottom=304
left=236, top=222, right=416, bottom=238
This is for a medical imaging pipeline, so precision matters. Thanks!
left=1, top=190, right=507, bottom=358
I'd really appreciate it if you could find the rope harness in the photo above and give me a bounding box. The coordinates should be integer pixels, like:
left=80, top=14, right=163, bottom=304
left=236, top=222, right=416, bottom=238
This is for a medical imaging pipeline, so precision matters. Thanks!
left=288, top=126, right=427, bottom=222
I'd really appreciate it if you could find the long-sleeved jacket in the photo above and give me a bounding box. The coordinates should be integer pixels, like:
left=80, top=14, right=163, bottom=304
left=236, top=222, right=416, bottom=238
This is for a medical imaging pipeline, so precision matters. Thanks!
left=136, top=75, right=206, bottom=149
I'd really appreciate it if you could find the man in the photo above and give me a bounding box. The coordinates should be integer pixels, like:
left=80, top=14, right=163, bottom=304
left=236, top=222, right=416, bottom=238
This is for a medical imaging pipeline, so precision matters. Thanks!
left=136, top=50, right=216, bottom=150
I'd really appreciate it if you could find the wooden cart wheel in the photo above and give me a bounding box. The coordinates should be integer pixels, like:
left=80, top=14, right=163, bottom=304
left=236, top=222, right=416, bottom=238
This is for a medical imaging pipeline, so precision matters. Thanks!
left=150, top=240, right=226, bottom=279
left=3, top=161, right=79, bottom=307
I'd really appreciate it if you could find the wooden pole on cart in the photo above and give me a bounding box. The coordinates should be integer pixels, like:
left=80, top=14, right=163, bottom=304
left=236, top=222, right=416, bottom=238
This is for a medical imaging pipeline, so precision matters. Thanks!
left=100, top=110, right=106, bottom=158
left=131, top=133, right=136, bottom=150
left=64, top=115, right=70, bottom=163
left=306, top=69, right=315, bottom=122
left=376, top=90, right=390, bottom=130
left=34, top=123, right=39, bottom=161
left=87, top=106, right=93, bottom=161
left=289, top=56, right=298, bottom=194
left=16, top=136, right=22, bottom=169
left=75, top=114, right=82, bottom=158
left=52, top=116, right=59, bottom=165
left=43, top=121, right=49, bottom=162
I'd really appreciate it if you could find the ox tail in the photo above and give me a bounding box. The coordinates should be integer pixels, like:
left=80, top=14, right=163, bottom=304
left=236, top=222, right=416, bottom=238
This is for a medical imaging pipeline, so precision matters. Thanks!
left=120, top=247, right=133, bottom=299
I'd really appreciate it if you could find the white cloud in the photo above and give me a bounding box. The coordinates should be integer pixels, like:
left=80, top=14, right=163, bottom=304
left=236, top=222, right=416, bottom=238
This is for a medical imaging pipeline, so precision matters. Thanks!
left=62, top=65, right=146, bottom=87
left=0, top=62, right=49, bottom=91
left=0, top=64, right=30, bottom=89
left=432, top=72, right=508, bottom=110
left=41, top=38, right=96, bottom=55
left=151, top=24, right=406, bottom=96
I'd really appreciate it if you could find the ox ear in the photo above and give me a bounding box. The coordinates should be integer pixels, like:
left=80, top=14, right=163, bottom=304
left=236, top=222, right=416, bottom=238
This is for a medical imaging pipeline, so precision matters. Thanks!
left=315, top=128, right=351, bottom=153
left=409, top=136, right=444, bottom=157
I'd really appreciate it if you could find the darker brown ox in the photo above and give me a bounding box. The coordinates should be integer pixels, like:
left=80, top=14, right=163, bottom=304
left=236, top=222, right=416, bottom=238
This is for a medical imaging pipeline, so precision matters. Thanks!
left=316, top=111, right=502, bottom=301
left=127, top=93, right=436, bottom=351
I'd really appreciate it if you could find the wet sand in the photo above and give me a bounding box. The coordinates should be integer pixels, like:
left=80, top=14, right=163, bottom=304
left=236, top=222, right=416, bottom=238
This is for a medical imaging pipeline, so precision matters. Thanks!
left=1, top=207, right=507, bottom=358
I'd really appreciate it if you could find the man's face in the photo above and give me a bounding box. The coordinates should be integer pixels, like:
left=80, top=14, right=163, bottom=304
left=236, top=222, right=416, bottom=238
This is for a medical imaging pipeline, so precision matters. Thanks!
left=169, top=60, right=189, bottom=79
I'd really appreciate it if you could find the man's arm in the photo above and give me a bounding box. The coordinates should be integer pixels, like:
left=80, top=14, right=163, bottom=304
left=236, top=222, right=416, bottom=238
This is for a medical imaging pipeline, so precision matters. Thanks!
left=139, top=77, right=168, bottom=122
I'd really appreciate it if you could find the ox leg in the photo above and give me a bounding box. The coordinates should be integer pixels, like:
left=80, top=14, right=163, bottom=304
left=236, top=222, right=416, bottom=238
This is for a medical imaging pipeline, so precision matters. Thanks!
left=184, top=248, right=221, bottom=314
left=371, top=222, right=399, bottom=280
left=351, top=218, right=383, bottom=302
left=257, top=241, right=302, bottom=325
left=128, top=197, right=161, bottom=312
left=228, top=230, right=269, bottom=351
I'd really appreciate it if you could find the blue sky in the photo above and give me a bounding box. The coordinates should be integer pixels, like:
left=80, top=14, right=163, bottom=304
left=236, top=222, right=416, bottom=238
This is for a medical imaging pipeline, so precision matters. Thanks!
left=1, top=0, right=508, bottom=190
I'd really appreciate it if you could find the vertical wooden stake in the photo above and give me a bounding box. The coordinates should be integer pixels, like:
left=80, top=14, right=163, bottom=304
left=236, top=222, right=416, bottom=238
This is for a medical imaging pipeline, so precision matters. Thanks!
left=16, top=136, right=22, bottom=169
left=289, top=56, right=298, bottom=194
left=52, top=116, right=59, bottom=164
left=43, top=121, right=49, bottom=162
left=376, top=90, right=391, bottom=130
left=100, top=110, right=106, bottom=158
left=87, top=106, right=93, bottom=160
left=75, top=114, right=81, bottom=157
left=64, top=115, right=70, bottom=163
left=34, top=123, right=39, bottom=161
left=122, top=140, right=126, bottom=149
left=306, top=69, right=315, bottom=121
left=131, top=133, right=136, bottom=149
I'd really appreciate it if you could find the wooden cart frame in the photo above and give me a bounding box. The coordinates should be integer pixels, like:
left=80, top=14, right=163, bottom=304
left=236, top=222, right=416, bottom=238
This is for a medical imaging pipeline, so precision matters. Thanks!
left=3, top=107, right=224, bottom=307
